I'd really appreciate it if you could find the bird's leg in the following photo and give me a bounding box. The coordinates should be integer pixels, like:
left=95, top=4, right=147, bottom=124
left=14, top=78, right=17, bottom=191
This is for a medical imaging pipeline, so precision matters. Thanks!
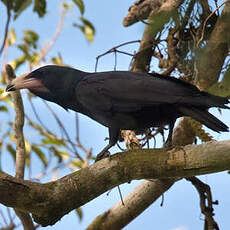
left=95, top=127, right=119, bottom=162
left=163, top=120, right=175, bottom=148
left=95, top=142, right=114, bottom=162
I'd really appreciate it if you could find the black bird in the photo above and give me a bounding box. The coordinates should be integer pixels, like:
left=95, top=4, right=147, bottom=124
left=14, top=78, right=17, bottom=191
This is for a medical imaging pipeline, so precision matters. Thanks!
left=6, top=65, right=229, bottom=160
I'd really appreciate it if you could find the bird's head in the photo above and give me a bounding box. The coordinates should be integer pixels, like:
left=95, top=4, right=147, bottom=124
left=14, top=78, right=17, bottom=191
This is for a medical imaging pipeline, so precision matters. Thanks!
left=6, top=65, right=84, bottom=108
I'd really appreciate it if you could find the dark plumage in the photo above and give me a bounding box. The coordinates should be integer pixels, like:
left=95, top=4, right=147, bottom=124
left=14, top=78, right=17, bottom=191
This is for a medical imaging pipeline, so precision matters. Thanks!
left=6, top=65, right=229, bottom=160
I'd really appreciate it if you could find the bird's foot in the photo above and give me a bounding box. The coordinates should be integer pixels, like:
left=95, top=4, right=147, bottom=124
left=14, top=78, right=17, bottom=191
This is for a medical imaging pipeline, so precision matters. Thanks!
left=95, top=150, right=111, bottom=162
left=163, top=140, right=173, bottom=148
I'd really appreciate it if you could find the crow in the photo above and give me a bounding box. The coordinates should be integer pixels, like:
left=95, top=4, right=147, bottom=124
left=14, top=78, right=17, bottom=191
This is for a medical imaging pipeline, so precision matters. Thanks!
left=6, top=65, right=229, bottom=161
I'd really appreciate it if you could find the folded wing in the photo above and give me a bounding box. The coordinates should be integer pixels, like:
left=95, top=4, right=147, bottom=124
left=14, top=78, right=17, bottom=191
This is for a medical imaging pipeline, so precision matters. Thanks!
left=76, top=71, right=228, bottom=113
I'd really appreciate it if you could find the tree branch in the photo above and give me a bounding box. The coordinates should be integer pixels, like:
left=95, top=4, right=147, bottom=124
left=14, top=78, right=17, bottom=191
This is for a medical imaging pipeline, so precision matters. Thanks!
left=123, top=0, right=182, bottom=27
left=86, top=179, right=175, bottom=230
left=0, top=2, right=11, bottom=57
left=37, top=7, right=66, bottom=63
left=195, top=2, right=230, bottom=90
left=4, top=65, right=35, bottom=230
left=129, top=0, right=182, bottom=73
left=91, top=2, right=192, bottom=227
left=186, top=177, right=220, bottom=230
left=5, top=65, right=26, bottom=179
left=0, top=140, right=230, bottom=226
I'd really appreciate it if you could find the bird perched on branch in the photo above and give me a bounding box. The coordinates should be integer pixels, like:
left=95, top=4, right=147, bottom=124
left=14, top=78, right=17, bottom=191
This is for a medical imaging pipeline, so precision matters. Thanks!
left=6, top=65, right=229, bottom=161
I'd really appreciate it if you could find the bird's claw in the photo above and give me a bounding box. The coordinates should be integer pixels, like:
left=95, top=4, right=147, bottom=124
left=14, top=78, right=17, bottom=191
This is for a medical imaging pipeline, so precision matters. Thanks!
left=95, top=150, right=111, bottom=162
left=163, top=140, right=173, bottom=148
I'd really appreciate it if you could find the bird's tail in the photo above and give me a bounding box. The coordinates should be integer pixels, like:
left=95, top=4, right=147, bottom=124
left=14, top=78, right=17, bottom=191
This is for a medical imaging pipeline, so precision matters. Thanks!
left=179, top=107, right=229, bottom=132
left=202, top=92, right=230, bottom=109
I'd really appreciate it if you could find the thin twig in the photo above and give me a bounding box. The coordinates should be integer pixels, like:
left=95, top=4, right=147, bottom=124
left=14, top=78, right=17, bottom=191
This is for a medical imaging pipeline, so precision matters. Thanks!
left=7, top=208, right=15, bottom=224
left=28, top=98, right=51, bottom=133
left=0, top=209, right=8, bottom=225
left=43, top=100, right=83, bottom=161
left=0, top=3, right=11, bottom=57
left=75, top=114, right=92, bottom=167
left=95, top=40, right=140, bottom=71
left=197, top=0, right=230, bottom=47
left=186, top=177, right=219, bottom=230
left=117, top=186, right=125, bottom=206
left=160, top=194, right=164, bottom=207
left=5, top=64, right=35, bottom=230
left=0, top=222, right=15, bottom=230
left=114, top=50, right=117, bottom=71
left=38, top=7, right=67, bottom=61
left=5, top=65, right=25, bottom=179
left=116, top=142, right=126, bottom=152
left=140, top=19, right=152, bottom=25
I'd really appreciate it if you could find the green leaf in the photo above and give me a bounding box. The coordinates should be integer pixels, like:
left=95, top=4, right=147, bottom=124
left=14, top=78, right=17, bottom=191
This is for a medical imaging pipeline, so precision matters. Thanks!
left=29, top=52, right=39, bottom=65
left=0, top=105, right=8, bottom=112
left=73, top=0, right=85, bottom=15
left=18, top=44, right=29, bottom=56
left=42, top=137, right=66, bottom=146
left=51, top=56, right=63, bottom=65
left=1, top=0, right=13, bottom=10
left=75, top=207, right=83, bottom=221
left=8, top=55, right=26, bottom=70
left=32, top=145, right=47, bottom=167
left=7, top=29, right=17, bottom=46
left=24, top=138, right=31, bottom=166
left=14, top=0, right=32, bottom=20
left=33, top=0, right=46, bottom=17
left=50, top=147, right=69, bottom=163
left=73, top=17, right=95, bottom=42
left=0, top=88, right=5, bottom=95
left=69, top=159, right=83, bottom=169
left=63, top=2, right=73, bottom=10
left=24, top=30, right=39, bottom=48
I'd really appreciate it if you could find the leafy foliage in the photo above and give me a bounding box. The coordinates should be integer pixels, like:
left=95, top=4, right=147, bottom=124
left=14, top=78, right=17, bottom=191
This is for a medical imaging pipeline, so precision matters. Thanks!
left=1, top=0, right=229, bottom=228
left=1, top=0, right=46, bottom=18
left=33, top=0, right=46, bottom=17
left=0, top=0, right=94, bottom=182
left=32, top=145, right=47, bottom=167
left=75, top=207, right=83, bottom=221
left=7, top=29, right=16, bottom=46
left=73, top=0, right=85, bottom=15
left=73, top=17, right=95, bottom=42
left=13, top=0, right=32, bottom=20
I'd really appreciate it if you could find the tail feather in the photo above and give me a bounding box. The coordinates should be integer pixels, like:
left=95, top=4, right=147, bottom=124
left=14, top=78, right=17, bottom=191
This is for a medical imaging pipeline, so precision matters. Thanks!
left=179, top=107, right=229, bottom=132
left=202, top=93, right=229, bottom=109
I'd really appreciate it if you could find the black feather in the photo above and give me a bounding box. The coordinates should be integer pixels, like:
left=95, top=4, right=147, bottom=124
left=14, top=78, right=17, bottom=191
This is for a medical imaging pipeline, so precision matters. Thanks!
left=8, top=65, right=229, bottom=160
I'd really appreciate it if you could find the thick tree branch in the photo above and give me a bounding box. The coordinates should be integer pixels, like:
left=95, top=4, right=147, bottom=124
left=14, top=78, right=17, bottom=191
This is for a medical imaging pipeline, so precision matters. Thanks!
left=195, top=3, right=230, bottom=90
left=88, top=2, right=230, bottom=228
left=94, top=3, right=192, bottom=227
left=0, top=140, right=229, bottom=226
left=208, top=67, right=230, bottom=97
left=86, top=179, right=175, bottom=230
left=129, top=0, right=181, bottom=73
left=123, top=0, right=182, bottom=27
left=98, top=5, right=179, bottom=227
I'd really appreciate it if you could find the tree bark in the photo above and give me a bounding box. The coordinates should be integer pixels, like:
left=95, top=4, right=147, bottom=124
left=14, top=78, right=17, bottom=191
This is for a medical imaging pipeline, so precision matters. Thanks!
left=4, top=65, right=35, bottom=230
left=0, top=140, right=230, bottom=226
left=123, top=0, right=183, bottom=27
left=195, top=3, right=230, bottom=90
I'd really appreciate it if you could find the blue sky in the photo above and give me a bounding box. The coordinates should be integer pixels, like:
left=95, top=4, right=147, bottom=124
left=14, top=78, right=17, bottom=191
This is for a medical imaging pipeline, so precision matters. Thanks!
left=0, top=0, right=230, bottom=229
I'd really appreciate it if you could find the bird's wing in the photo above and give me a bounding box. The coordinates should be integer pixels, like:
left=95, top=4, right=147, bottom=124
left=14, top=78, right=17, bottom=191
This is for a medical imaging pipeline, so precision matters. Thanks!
left=75, top=71, right=201, bottom=112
